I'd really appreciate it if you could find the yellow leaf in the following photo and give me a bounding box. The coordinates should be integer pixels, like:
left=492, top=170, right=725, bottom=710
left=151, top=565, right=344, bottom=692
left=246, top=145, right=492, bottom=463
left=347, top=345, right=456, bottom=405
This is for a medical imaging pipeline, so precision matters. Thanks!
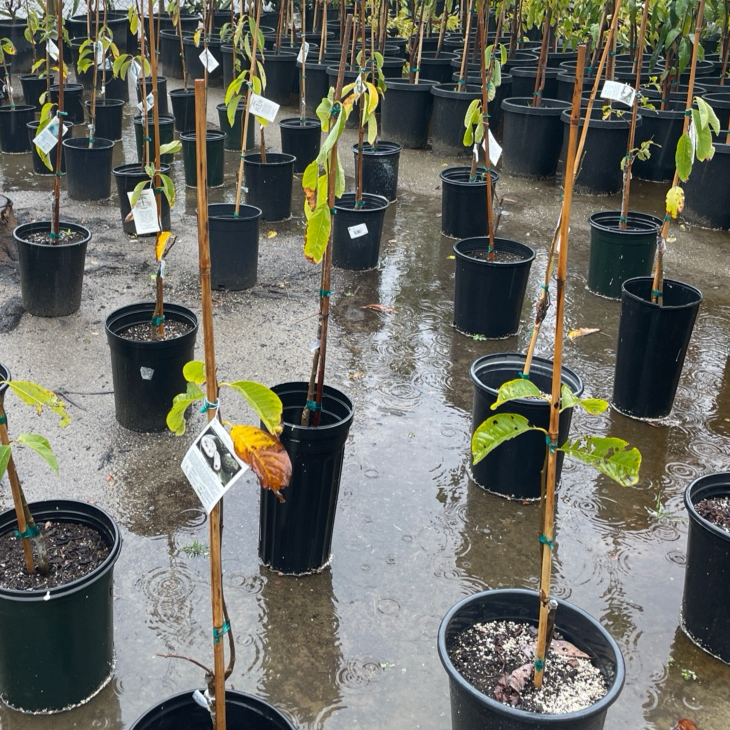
left=230, top=425, right=292, bottom=499
left=266, top=230, right=277, bottom=238
left=155, top=231, right=172, bottom=260
left=567, top=328, right=600, bottom=340
left=666, top=186, right=685, bottom=219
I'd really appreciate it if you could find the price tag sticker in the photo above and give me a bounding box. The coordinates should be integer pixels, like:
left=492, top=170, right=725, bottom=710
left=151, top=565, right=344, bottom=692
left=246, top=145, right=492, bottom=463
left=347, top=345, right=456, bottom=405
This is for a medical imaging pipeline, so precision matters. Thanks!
left=348, top=223, right=368, bottom=239
left=47, top=38, right=59, bottom=61
left=249, top=93, right=280, bottom=122
left=199, top=48, right=220, bottom=72
left=137, top=92, right=155, bottom=113
left=600, top=80, right=636, bottom=107
left=297, top=41, right=310, bottom=64
left=127, top=188, right=160, bottom=236
left=33, top=116, right=67, bottom=155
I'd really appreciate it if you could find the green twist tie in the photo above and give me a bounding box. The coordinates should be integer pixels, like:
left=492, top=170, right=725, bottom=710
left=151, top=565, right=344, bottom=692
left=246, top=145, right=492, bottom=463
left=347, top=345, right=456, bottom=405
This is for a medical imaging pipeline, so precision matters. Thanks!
left=587, top=66, right=593, bottom=74
left=545, top=436, right=557, bottom=453
left=0, top=415, right=6, bottom=424
left=684, top=109, right=692, bottom=116
left=410, top=67, right=419, bottom=72
left=213, top=621, right=230, bottom=643
left=618, top=216, right=628, bottom=223
left=541, top=284, right=549, bottom=291
left=150, top=315, right=165, bottom=325
left=305, top=400, right=322, bottom=411
left=609, top=50, right=616, bottom=56
left=319, top=289, right=331, bottom=297
left=663, top=215, right=671, bottom=222
left=534, top=656, right=546, bottom=671
left=55, top=172, right=63, bottom=178
left=48, top=231, right=59, bottom=238
left=482, top=113, right=490, bottom=119
left=651, top=289, right=662, bottom=297
left=330, top=208, right=337, bottom=215
left=200, top=397, right=219, bottom=413
left=57, top=110, right=68, bottom=116
left=458, top=77, right=465, bottom=84
left=538, top=534, right=554, bottom=549
left=154, top=188, right=164, bottom=194
left=143, top=136, right=152, bottom=142
left=155, top=49, right=160, bottom=55
left=355, top=200, right=365, bottom=208
left=518, top=371, right=530, bottom=379
left=532, top=91, right=540, bottom=95
left=15, top=524, right=40, bottom=540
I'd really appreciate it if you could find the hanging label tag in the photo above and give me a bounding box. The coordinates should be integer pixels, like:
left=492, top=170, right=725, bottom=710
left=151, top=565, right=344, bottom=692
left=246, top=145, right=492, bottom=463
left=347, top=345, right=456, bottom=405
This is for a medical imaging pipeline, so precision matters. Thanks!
left=130, top=60, right=141, bottom=85
left=297, top=41, right=310, bottom=64
left=94, top=40, right=104, bottom=68
left=199, top=47, right=219, bottom=72
left=355, top=74, right=365, bottom=94
left=100, top=84, right=106, bottom=96
left=348, top=223, right=368, bottom=239
left=33, top=116, right=67, bottom=156
left=181, top=419, right=250, bottom=514
left=688, top=118, right=697, bottom=155
left=47, top=38, right=59, bottom=61
left=486, top=129, right=502, bottom=164
left=127, top=188, right=160, bottom=235
left=159, top=259, right=167, bottom=278
left=137, top=92, right=155, bottom=113
left=600, top=80, right=636, bottom=107
left=249, top=93, right=280, bottom=122
left=473, top=142, right=479, bottom=162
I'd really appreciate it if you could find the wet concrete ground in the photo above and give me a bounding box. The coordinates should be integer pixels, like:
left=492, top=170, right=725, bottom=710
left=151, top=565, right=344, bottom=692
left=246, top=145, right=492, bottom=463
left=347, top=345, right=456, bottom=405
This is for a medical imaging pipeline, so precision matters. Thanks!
left=1, top=76, right=730, bottom=730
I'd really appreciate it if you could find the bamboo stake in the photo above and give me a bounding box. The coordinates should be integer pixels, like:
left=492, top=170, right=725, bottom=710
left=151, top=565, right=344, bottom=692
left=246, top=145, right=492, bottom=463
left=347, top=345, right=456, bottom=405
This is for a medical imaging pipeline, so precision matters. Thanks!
left=532, top=3, right=551, bottom=107
left=651, top=0, right=706, bottom=306
left=414, top=12, right=425, bottom=83
left=532, top=43, right=586, bottom=690
left=407, top=0, right=425, bottom=83
left=300, top=0, right=307, bottom=119
left=457, top=0, right=474, bottom=91
left=88, top=0, right=101, bottom=147
left=52, top=0, right=63, bottom=239
left=478, top=0, right=495, bottom=259
left=355, top=0, right=365, bottom=204
left=435, top=0, right=448, bottom=58
left=318, top=0, right=328, bottom=62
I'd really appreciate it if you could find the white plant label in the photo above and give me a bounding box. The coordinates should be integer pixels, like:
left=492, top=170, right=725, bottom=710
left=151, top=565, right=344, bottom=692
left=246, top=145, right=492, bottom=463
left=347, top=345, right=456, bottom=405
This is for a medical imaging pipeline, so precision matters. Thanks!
left=199, top=48, right=219, bottom=72
left=473, top=142, right=479, bottom=162
left=47, top=38, right=59, bottom=61
left=137, top=92, right=154, bottom=113
left=487, top=129, right=502, bottom=164
left=348, top=223, right=368, bottom=239
left=249, top=93, right=280, bottom=123
left=94, top=41, right=104, bottom=68
left=130, top=60, right=141, bottom=84
left=33, top=116, right=67, bottom=155
left=355, top=74, right=365, bottom=94
left=181, top=418, right=250, bottom=514
left=127, top=188, right=160, bottom=235
left=297, top=42, right=310, bottom=64
left=140, top=366, right=154, bottom=380
left=600, top=80, right=635, bottom=107
left=688, top=118, right=697, bottom=156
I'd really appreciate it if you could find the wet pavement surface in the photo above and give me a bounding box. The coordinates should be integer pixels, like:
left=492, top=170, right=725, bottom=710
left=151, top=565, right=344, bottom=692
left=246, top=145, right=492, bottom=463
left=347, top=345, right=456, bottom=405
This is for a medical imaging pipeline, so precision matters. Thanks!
left=1, top=77, right=730, bottom=730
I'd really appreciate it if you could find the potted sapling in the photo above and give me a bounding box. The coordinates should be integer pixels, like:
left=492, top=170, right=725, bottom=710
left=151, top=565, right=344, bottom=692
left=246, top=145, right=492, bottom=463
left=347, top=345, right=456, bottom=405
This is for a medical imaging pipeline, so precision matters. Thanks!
left=260, top=0, right=298, bottom=104
left=0, top=370, right=122, bottom=713
left=18, top=4, right=53, bottom=111
left=439, top=52, right=640, bottom=728
left=167, top=0, right=197, bottom=131
left=0, top=37, right=36, bottom=153
left=0, top=0, right=35, bottom=72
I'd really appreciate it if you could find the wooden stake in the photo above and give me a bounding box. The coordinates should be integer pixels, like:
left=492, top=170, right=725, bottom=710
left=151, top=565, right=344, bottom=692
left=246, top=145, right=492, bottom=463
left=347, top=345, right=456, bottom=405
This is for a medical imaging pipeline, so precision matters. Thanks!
left=52, top=0, right=64, bottom=239
left=532, top=43, right=586, bottom=690
left=457, top=0, right=474, bottom=92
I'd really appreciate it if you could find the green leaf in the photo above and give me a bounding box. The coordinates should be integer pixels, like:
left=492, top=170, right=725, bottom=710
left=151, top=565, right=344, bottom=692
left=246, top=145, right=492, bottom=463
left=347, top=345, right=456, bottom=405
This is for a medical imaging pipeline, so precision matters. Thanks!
left=560, top=436, right=642, bottom=487
left=464, top=98, right=480, bottom=131
left=695, top=96, right=708, bottom=130
left=335, top=151, right=345, bottom=199
left=367, top=113, right=378, bottom=145
left=675, top=132, right=693, bottom=182
left=16, top=433, right=58, bottom=474
left=130, top=179, right=148, bottom=208
left=302, top=159, right=319, bottom=192
left=304, top=203, right=331, bottom=264
left=0, top=444, right=10, bottom=483
left=6, top=381, right=70, bottom=427
left=316, top=111, right=345, bottom=165
left=490, top=378, right=548, bottom=410
left=222, top=381, right=284, bottom=435
left=463, top=124, right=473, bottom=147
left=559, top=384, right=608, bottom=414
left=696, top=97, right=721, bottom=135
left=695, top=123, right=715, bottom=162
left=183, top=360, right=206, bottom=384
left=166, top=382, right=205, bottom=436
left=472, top=413, right=543, bottom=465
left=666, top=185, right=685, bottom=218
left=316, top=95, right=333, bottom=129
left=227, top=93, right=241, bottom=127
left=160, top=174, right=176, bottom=208
left=159, top=140, right=182, bottom=156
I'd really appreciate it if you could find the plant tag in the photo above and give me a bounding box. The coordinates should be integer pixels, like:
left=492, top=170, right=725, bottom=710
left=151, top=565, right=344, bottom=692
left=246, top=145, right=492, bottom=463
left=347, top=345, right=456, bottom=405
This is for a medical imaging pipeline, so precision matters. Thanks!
left=181, top=418, right=250, bottom=514
left=127, top=188, right=159, bottom=235
left=600, top=80, right=635, bottom=107
left=688, top=118, right=697, bottom=155
left=137, top=92, right=154, bottom=113
left=140, top=366, right=154, bottom=380
left=130, top=60, right=141, bottom=84
left=100, top=84, right=105, bottom=96
left=486, top=129, right=502, bottom=164
left=47, top=38, right=59, bottom=61
left=297, top=41, right=310, bottom=64
left=159, top=259, right=167, bottom=278
left=348, top=223, right=368, bottom=239
left=473, top=143, right=479, bottom=161
left=33, top=115, right=67, bottom=155
left=249, top=93, right=280, bottom=122
left=355, top=74, right=365, bottom=94
left=94, top=40, right=104, bottom=68
left=199, top=47, right=219, bottom=72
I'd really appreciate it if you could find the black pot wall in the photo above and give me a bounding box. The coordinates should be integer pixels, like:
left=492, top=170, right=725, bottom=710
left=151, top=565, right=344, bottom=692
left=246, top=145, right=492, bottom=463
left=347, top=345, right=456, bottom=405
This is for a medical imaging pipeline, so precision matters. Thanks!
left=50, top=83, right=85, bottom=124
left=683, top=142, right=730, bottom=229
left=27, top=120, right=72, bottom=175
left=0, top=106, right=36, bottom=153
left=208, top=203, right=261, bottom=291
left=62, top=137, right=114, bottom=201
left=112, top=163, right=172, bottom=236
left=170, top=87, right=196, bottom=133
left=633, top=108, right=684, bottom=182
left=431, top=84, right=483, bottom=156
left=332, top=192, right=390, bottom=271
left=86, top=99, right=125, bottom=141
left=440, top=167, right=499, bottom=239
left=243, top=153, right=296, bottom=221
left=381, top=79, right=438, bottom=149
left=20, top=73, right=54, bottom=111
left=279, top=117, right=321, bottom=172
left=353, top=141, right=402, bottom=202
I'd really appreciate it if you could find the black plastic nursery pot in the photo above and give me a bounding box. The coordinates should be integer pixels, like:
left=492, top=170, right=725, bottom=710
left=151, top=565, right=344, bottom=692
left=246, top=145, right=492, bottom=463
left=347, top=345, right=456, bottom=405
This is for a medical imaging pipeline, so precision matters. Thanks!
left=352, top=141, right=401, bottom=202
left=85, top=99, right=125, bottom=142
left=501, top=97, right=571, bottom=178
left=0, top=105, right=35, bottom=153
left=243, top=153, right=296, bottom=221
left=440, top=167, right=499, bottom=239
left=259, top=381, right=355, bottom=575
left=453, top=238, right=535, bottom=339
left=332, top=192, right=390, bottom=271
left=62, top=137, right=114, bottom=201
left=587, top=211, right=661, bottom=299
left=105, top=302, right=199, bottom=432
left=260, top=50, right=298, bottom=105
left=681, top=472, right=730, bottom=664
left=683, top=141, right=730, bottom=229
left=129, top=689, right=296, bottom=730
left=133, top=114, right=176, bottom=164
left=380, top=79, right=438, bottom=149
left=50, top=83, right=85, bottom=124
left=112, top=163, right=172, bottom=236
left=180, top=130, right=226, bottom=188
left=470, top=353, right=583, bottom=500
left=160, top=29, right=185, bottom=79
left=430, top=84, right=485, bottom=156
left=208, top=203, right=261, bottom=291
left=169, top=87, right=195, bottom=133
left=137, top=76, right=169, bottom=116
left=19, top=73, right=54, bottom=111
left=216, top=101, right=255, bottom=151
left=559, top=109, right=635, bottom=195
left=14, top=221, right=90, bottom=317
left=102, top=73, right=129, bottom=103
left=27, top=120, right=72, bottom=175
left=0, top=500, right=121, bottom=713
left=438, top=589, right=625, bottom=730
left=418, top=51, right=456, bottom=84
left=279, top=117, right=321, bottom=173
left=612, top=277, right=702, bottom=420
left=632, top=108, right=684, bottom=183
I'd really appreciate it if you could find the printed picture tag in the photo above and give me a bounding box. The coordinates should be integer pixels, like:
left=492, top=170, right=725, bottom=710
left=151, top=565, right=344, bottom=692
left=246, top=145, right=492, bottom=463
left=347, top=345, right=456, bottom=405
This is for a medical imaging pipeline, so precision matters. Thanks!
left=249, top=93, right=280, bottom=122
left=137, top=92, right=155, bottom=113
left=348, top=223, right=368, bottom=239
left=33, top=116, right=67, bottom=156
left=297, top=41, right=310, bottom=64
left=199, top=48, right=220, bottom=72
left=127, top=188, right=160, bottom=236
left=600, top=80, right=636, bottom=107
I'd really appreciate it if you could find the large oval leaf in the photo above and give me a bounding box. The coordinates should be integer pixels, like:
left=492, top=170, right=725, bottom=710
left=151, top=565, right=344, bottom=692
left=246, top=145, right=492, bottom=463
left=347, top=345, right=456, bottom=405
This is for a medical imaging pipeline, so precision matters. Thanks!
left=16, top=433, right=58, bottom=474
left=223, top=381, right=283, bottom=435
left=6, top=381, right=70, bottom=427
left=230, top=425, right=291, bottom=499
left=560, top=436, right=641, bottom=487
left=490, top=378, right=548, bottom=410
left=166, top=381, right=205, bottom=435
left=0, top=444, right=11, bottom=482
left=472, top=413, right=542, bottom=465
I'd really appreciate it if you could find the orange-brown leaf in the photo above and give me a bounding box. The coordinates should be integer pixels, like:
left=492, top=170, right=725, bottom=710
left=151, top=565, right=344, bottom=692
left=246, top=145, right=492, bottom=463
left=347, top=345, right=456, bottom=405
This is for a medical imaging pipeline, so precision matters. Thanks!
left=155, top=231, right=173, bottom=261
left=672, top=721, right=699, bottom=730
left=230, top=425, right=291, bottom=501
left=361, top=303, right=397, bottom=312
left=304, top=185, right=317, bottom=212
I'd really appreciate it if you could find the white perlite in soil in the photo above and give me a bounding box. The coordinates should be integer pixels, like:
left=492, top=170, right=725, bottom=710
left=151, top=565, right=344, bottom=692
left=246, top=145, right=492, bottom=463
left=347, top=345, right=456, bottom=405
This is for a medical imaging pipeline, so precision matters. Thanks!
left=449, top=620, right=609, bottom=714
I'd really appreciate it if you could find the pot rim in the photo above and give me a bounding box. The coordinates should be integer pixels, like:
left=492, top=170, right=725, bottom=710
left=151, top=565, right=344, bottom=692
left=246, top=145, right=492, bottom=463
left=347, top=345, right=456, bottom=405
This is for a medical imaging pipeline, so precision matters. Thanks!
left=685, top=472, right=730, bottom=543
left=501, top=96, right=571, bottom=115
left=62, top=137, right=115, bottom=151
left=454, top=236, right=536, bottom=266
left=50, top=82, right=83, bottom=92
left=278, top=116, right=322, bottom=129
left=0, top=361, right=10, bottom=398
left=113, top=162, right=172, bottom=177
left=243, top=152, right=297, bottom=167
left=208, top=202, right=262, bottom=221
left=0, top=104, right=35, bottom=114
left=84, top=98, right=125, bottom=108
left=440, top=165, right=500, bottom=185
left=105, top=301, right=199, bottom=346
left=169, top=87, right=197, bottom=97
left=274, top=380, right=354, bottom=434
left=179, top=130, right=226, bottom=142
left=334, top=191, right=390, bottom=212
left=133, top=113, right=175, bottom=125
left=351, top=140, right=402, bottom=155
left=13, top=220, right=91, bottom=249
left=431, top=82, right=483, bottom=98
left=384, top=78, right=440, bottom=91
left=621, top=276, right=703, bottom=309
left=588, top=210, right=662, bottom=234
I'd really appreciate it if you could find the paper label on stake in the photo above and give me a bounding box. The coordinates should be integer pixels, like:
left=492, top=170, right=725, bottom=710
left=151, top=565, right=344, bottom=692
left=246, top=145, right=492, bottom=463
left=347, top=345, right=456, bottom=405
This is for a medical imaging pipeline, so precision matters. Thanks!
left=199, top=47, right=219, bottom=72
left=486, top=129, right=502, bottom=164
left=127, top=188, right=160, bottom=235
left=181, top=419, right=250, bottom=514
left=137, top=93, right=154, bottom=113
left=600, top=80, right=636, bottom=107
left=47, top=38, right=59, bottom=61
left=33, top=115, right=67, bottom=155
left=249, top=93, right=280, bottom=123
left=348, top=223, right=368, bottom=239
left=297, top=41, right=310, bottom=64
